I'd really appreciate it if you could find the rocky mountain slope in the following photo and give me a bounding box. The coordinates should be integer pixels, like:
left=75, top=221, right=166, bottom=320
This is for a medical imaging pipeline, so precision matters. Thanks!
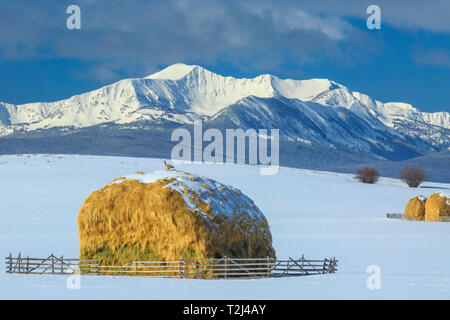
left=0, top=63, right=448, bottom=164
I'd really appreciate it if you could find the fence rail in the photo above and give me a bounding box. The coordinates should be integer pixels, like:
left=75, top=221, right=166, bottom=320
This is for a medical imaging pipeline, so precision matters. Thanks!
left=5, top=253, right=338, bottom=279
left=386, top=213, right=450, bottom=222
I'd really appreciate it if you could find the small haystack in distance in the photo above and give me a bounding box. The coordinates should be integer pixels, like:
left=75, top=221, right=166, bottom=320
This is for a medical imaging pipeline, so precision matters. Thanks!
left=404, top=196, right=426, bottom=221
left=425, top=192, right=449, bottom=222
left=77, top=170, right=275, bottom=270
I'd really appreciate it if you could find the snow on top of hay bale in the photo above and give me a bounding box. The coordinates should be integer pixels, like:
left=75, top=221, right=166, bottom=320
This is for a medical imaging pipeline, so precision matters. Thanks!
left=111, top=170, right=263, bottom=221
left=414, top=195, right=426, bottom=201
left=436, top=191, right=449, bottom=200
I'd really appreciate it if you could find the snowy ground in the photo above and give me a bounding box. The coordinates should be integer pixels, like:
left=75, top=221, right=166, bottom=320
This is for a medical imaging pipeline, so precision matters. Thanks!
left=0, top=154, right=449, bottom=299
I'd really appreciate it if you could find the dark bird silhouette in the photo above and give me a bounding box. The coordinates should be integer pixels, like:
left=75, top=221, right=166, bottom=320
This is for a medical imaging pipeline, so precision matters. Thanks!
left=164, top=160, right=175, bottom=171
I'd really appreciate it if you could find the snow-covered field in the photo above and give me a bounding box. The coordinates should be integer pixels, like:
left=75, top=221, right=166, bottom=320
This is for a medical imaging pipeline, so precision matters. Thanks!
left=0, top=154, right=449, bottom=299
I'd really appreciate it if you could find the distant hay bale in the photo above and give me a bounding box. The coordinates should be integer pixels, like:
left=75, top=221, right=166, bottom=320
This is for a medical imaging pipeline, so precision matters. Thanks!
left=404, top=196, right=426, bottom=221
left=425, top=192, right=450, bottom=222
left=77, top=170, right=275, bottom=274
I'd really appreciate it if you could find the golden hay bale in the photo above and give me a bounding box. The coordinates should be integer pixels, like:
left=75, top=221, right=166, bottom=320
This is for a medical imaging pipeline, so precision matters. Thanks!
left=404, top=196, right=426, bottom=221
left=78, top=170, right=275, bottom=272
left=424, top=192, right=450, bottom=222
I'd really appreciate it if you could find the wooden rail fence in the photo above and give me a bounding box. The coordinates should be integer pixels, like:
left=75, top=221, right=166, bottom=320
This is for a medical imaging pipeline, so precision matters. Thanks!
left=386, top=213, right=450, bottom=222
left=5, top=253, right=338, bottom=279
left=386, top=213, right=404, bottom=219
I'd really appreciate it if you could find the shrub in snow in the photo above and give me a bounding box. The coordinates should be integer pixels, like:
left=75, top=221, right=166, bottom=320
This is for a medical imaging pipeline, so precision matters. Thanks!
left=355, top=167, right=379, bottom=184
left=77, top=169, right=275, bottom=274
left=424, top=192, right=449, bottom=222
left=404, top=196, right=426, bottom=221
left=401, top=166, right=427, bottom=188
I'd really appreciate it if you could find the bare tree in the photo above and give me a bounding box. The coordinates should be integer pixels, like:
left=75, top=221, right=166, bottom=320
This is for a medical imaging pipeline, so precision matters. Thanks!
left=401, top=166, right=427, bottom=187
left=355, top=167, right=379, bottom=184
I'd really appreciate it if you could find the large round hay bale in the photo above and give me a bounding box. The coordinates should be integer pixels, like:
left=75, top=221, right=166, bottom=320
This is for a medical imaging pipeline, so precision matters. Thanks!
left=404, top=196, right=426, bottom=221
left=78, top=170, right=275, bottom=269
left=425, top=192, right=449, bottom=222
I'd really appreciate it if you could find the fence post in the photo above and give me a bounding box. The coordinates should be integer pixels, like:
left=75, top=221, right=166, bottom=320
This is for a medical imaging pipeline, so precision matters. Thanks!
left=286, top=259, right=289, bottom=276
left=266, top=256, right=270, bottom=277
left=60, top=255, right=64, bottom=274
left=301, top=254, right=304, bottom=276
left=224, top=256, right=227, bottom=279
left=96, top=260, right=99, bottom=275
left=51, top=254, right=55, bottom=274
left=179, top=260, right=184, bottom=279
left=7, top=253, right=12, bottom=273
left=331, top=257, right=336, bottom=273
left=135, top=261, right=138, bottom=276
left=26, top=256, right=30, bottom=274
left=17, top=252, right=21, bottom=273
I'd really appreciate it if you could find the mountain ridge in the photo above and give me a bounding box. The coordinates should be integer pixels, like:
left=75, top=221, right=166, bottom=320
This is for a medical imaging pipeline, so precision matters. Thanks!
left=1, top=63, right=448, bottom=126
left=0, top=63, right=449, bottom=162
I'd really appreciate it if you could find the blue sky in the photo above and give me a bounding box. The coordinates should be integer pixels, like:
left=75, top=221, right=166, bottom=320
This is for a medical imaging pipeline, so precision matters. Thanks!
left=0, top=0, right=449, bottom=112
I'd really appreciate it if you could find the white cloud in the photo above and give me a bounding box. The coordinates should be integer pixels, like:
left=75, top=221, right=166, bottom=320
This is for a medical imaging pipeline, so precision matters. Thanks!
left=4, top=0, right=449, bottom=82
left=413, top=49, right=450, bottom=68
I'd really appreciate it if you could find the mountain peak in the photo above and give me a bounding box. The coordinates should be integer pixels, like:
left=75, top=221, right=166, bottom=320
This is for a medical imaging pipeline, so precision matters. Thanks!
left=146, top=63, right=200, bottom=80
left=0, top=63, right=448, bottom=149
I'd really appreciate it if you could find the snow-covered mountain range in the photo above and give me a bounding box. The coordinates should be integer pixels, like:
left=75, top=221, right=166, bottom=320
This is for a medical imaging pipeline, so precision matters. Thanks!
left=0, top=63, right=449, bottom=160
